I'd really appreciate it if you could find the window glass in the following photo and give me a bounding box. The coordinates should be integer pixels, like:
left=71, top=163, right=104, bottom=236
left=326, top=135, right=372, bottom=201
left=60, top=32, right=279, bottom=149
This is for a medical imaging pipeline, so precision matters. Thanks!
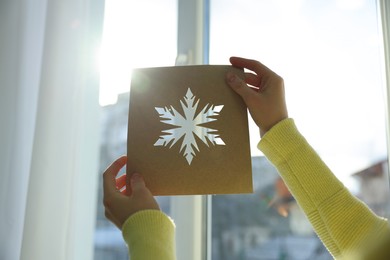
left=94, top=1, right=177, bottom=259
left=209, top=0, right=389, bottom=259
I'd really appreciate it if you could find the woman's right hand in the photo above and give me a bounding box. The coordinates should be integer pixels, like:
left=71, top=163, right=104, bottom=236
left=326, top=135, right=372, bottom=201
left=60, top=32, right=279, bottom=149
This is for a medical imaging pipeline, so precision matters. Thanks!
left=226, top=56, right=288, bottom=137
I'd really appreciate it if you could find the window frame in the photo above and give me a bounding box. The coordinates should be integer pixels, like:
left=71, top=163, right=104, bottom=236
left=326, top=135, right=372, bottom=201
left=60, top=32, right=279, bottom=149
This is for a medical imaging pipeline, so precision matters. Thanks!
left=172, top=1, right=211, bottom=260
left=379, top=0, right=390, bottom=180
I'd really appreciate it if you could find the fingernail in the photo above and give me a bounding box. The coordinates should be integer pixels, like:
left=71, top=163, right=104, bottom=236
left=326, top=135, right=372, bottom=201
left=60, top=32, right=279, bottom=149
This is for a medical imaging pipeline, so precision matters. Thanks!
left=131, top=173, right=141, bottom=183
left=227, top=72, right=237, bottom=83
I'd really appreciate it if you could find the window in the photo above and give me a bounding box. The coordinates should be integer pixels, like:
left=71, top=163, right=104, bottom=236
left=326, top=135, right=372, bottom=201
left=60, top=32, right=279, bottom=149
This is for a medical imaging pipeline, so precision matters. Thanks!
left=209, top=0, right=389, bottom=259
left=94, top=0, right=390, bottom=259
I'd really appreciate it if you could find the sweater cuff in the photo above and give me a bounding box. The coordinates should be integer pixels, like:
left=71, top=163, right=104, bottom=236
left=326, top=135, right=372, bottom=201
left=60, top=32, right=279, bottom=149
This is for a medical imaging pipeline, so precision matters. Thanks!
left=258, top=118, right=303, bottom=164
left=122, top=210, right=176, bottom=259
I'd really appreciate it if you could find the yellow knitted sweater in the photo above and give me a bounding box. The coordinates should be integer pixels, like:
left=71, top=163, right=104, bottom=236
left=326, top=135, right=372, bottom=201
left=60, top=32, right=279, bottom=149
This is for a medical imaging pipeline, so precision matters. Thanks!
left=122, top=209, right=176, bottom=259
left=122, top=118, right=389, bottom=259
left=259, top=118, right=389, bottom=259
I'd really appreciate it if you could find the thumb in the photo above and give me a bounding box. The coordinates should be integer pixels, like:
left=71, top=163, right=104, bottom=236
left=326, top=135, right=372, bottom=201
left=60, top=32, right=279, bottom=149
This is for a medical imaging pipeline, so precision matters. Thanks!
left=130, top=173, right=160, bottom=211
left=226, top=72, right=252, bottom=101
left=130, top=173, right=146, bottom=193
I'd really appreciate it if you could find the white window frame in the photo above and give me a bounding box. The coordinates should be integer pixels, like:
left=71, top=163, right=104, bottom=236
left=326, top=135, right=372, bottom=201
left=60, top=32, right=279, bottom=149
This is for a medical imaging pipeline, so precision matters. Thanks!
left=379, top=0, right=390, bottom=180
left=171, top=1, right=211, bottom=260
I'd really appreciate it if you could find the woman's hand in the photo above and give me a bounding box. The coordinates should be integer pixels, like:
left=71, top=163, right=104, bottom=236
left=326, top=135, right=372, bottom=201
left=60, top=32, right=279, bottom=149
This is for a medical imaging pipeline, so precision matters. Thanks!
left=103, top=155, right=160, bottom=229
left=226, top=56, right=288, bottom=136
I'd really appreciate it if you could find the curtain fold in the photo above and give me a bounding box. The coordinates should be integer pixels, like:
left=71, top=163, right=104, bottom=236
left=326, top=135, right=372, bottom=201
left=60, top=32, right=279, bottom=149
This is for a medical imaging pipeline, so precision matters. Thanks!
left=0, top=0, right=104, bottom=259
left=0, top=1, right=47, bottom=259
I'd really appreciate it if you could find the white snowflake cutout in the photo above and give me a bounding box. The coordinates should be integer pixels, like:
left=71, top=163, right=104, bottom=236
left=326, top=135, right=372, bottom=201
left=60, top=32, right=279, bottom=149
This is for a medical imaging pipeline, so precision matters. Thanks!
left=154, top=88, right=225, bottom=165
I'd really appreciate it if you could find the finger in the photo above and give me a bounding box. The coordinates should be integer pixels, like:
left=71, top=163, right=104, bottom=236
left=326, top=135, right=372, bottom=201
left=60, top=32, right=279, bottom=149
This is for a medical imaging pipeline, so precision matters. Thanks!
left=230, top=56, right=270, bottom=76
left=103, top=156, right=127, bottom=196
left=125, top=159, right=134, bottom=195
left=130, top=173, right=160, bottom=210
left=115, top=174, right=127, bottom=189
left=120, top=187, right=127, bottom=195
left=130, top=173, right=146, bottom=193
left=244, top=72, right=261, bottom=88
left=226, top=72, right=255, bottom=101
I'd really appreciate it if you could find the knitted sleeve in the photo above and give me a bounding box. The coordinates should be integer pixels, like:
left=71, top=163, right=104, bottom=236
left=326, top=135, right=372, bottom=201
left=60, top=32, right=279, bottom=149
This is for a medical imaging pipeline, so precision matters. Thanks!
left=258, top=118, right=389, bottom=259
left=122, top=210, right=176, bottom=260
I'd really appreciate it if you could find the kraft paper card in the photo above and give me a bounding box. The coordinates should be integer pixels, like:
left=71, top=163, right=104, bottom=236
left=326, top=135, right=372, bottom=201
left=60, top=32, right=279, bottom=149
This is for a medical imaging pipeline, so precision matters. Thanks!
left=127, top=65, right=252, bottom=195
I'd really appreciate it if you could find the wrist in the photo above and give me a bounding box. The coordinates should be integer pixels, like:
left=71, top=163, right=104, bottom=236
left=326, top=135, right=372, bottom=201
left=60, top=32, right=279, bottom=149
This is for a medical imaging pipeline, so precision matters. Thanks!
left=260, top=117, right=289, bottom=137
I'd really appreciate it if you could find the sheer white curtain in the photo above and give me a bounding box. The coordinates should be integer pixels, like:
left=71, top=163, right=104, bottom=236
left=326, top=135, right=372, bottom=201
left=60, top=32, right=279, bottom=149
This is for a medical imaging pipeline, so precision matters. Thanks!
left=0, top=0, right=104, bottom=260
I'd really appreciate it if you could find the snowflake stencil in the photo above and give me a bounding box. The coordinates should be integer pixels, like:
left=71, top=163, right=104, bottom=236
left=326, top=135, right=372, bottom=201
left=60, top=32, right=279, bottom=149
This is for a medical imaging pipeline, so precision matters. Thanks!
left=154, top=88, right=225, bottom=165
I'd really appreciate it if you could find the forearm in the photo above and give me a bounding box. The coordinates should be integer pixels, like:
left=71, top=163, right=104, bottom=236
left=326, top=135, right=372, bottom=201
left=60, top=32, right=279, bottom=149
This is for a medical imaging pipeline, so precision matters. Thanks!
left=122, top=210, right=176, bottom=260
left=258, top=118, right=389, bottom=258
